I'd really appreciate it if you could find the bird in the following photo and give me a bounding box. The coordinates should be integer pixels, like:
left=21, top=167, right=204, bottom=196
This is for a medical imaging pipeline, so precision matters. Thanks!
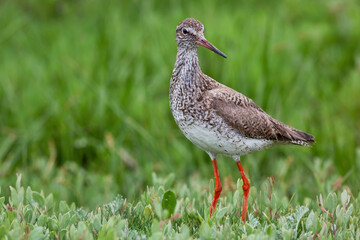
left=169, top=18, right=315, bottom=222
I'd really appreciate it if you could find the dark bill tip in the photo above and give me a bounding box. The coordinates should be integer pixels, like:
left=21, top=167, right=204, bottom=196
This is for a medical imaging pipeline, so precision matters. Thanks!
left=197, top=38, right=227, bottom=58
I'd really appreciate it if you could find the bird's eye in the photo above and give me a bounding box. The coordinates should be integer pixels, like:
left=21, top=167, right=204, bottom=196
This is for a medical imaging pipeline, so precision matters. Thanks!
left=182, top=28, right=188, bottom=34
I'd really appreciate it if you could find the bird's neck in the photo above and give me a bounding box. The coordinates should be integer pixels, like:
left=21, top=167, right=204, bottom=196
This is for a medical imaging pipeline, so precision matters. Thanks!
left=171, top=46, right=202, bottom=88
left=175, top=46, right=200, bottom=69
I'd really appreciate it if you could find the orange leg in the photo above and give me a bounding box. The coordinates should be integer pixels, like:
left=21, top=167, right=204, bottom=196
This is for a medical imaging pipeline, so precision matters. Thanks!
left=210, top=158, right=222, bottom=216
left=236, top=161, right=250, bottom=222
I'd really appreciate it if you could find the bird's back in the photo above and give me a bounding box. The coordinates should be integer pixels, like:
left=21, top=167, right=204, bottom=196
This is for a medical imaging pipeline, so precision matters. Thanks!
left=206, top=82, right=315, bottom=146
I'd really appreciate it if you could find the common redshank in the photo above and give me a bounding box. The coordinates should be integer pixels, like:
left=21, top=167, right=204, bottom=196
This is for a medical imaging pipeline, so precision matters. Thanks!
left=169, top=18, right=314, bottom=222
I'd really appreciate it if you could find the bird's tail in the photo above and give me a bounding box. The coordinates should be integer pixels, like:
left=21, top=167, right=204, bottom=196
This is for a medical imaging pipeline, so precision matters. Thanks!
left=289, top=129, right=315, bottom=147
left=271, top=119, right=315, bottom=147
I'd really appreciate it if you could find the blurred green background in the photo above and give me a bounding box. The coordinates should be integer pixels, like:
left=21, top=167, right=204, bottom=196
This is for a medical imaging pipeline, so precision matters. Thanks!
left=0, top=0, right=359, bottom=209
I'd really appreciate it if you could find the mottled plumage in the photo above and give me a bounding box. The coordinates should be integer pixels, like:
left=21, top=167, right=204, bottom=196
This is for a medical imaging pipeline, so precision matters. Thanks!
left=169, top=18, right=314, bottom=222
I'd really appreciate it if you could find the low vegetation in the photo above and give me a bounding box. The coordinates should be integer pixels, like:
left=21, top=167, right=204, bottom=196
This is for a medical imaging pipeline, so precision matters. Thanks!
left=1, top=174, right=359, bottom=239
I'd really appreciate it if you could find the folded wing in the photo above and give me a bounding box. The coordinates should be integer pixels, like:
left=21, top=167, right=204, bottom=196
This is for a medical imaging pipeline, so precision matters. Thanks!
left=208, top=87, right=315, bottom=146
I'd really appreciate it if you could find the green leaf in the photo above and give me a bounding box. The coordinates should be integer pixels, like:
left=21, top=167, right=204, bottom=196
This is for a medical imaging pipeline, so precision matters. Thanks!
left=245, top=224, right=253, bottom=234
left=215, top=207, right=228, bottom=221
left=248, top=214, right=260, bottom=228
left=233, top=190, right=239, bottom=207
left=179, top=224, right=190, bottom=238
left=162, top=190, right=176, bottom=217
left=26, top=186, right=33, bottom=204
left=32, top=192, right=45, bottom=208
left=9, top=186, right=19, bottom=208
left=24, top=208, right=33, bottom=223
left=70, top=202, right=76, bottom=211
left=266, top=224, right=276, bottom=236
left=144, top=204, right=154, bottom=218
left=17, top=187, right=24, bottom=206
left=93, top=215, right=101, bottom=232
left=47, top=217, right=58, bottom=231
left=59, top=201, right=69, bottom=214
left=69, top=225, right=77, bottom=238
left=199, top=221, right=213, bottom=239
left=293, top=206, right=309, bottom=237
left=153, top=200, right=162, bottom=219
left=250, top=186, right=257, bottom=201
left=345, top=204, right=353, bottom=222
left=37, top=215, right=47, bottom=226
left=27, top=226, right=45, bottom=240
left=164, top=173, right=175, bottom=189
left=152, top=172, right=158, bottom=187
left=59, top=229, right=68, bottom=240
left=150, top=232, right=163, bottom=240
left=281, top=228, right=293, bottom=239
left=0, top=226, right=7, bottom=239
left=341, top=190, right=348, bottom=207
left=45, top=194, right=54, bottom=211
left=151, top=219, right=160, bottom=234
left=157, top=186, right=165, bottom=197
left=306, top=211, right=314, bottom=230
left=15, top=174, right=22, bottom=191
left=336, top=204, right=341, bottom=217
left=77, top=221, right=92, bottom=239
left=60, top=212, right=71, bottom=230
left=326, top=193, right=337, bottom=212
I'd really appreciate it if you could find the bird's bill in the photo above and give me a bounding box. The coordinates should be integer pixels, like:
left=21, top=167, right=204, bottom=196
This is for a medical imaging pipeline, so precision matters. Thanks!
left=197, top=37, right=227, bottom=58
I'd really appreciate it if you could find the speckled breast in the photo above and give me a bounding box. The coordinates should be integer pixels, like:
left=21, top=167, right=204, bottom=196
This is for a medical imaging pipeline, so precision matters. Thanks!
left=170, top=98, right=274, bottom=157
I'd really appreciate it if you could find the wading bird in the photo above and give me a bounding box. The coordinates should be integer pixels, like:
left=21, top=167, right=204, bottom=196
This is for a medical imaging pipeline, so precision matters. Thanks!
left=169, top=18, right=314, bottom=222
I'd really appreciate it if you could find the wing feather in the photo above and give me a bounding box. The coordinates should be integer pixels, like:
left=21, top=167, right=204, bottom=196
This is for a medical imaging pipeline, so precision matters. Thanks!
left=207, top=87, right=315, bottom=146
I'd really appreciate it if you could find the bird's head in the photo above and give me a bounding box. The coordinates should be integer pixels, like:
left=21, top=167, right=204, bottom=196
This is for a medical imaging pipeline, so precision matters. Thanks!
left=176, top=18, right=227, bottom=58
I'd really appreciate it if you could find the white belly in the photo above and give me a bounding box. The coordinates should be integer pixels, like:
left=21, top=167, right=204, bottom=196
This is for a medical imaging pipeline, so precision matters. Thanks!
left=180, top=124, right=274, bottom=157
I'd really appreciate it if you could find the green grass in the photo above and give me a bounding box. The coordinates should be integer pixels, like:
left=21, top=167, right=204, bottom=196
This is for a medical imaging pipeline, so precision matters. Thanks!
left=1, top=174, right=359, bottom=239
left=0, top=0, right=359, bottom=238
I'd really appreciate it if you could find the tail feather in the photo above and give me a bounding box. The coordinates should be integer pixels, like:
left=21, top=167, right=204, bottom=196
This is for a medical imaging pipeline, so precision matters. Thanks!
left=289, top=129, right=315, bottom=147
left=271, top=119, right=315, bottom=147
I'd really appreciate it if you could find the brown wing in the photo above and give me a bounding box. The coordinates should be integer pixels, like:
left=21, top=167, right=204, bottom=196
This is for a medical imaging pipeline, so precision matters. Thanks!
left=207, top=87, right=315, bottom=146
